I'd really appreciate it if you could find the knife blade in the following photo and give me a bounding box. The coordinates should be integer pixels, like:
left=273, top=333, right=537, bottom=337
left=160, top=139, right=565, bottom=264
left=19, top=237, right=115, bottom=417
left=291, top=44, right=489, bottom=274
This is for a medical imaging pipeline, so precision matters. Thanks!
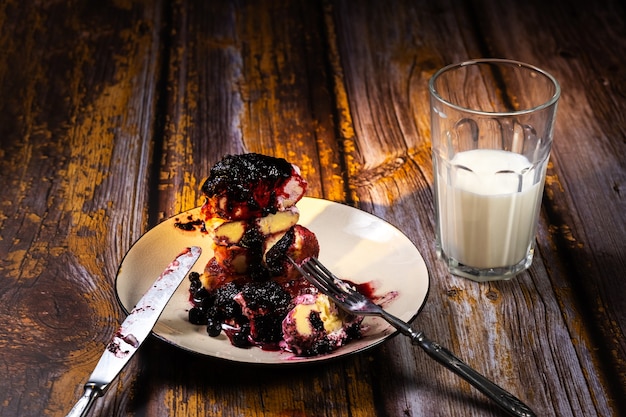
left=66, top=246, right=202, bottom=417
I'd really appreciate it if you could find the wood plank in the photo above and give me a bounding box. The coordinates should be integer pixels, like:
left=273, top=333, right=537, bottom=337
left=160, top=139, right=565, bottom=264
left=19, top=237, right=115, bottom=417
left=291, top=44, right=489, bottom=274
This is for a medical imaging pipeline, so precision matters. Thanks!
left=0, top=1, right=164, bottom=416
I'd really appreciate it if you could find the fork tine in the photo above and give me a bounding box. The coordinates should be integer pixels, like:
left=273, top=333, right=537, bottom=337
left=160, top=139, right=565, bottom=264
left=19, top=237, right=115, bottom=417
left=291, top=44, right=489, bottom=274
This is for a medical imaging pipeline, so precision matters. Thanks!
left=308, top=257, right=337, bottom=281
left=307, top=258, right=357, bottom=297
left=287, top=256, right=346, bottom=302
left=300, top=261, right=346, bottom=300
left=297, top=257, right=387, bottom=319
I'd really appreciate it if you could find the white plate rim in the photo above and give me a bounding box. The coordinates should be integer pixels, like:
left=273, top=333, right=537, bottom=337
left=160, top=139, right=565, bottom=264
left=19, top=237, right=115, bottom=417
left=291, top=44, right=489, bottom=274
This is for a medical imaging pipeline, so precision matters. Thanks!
left=115, top=197, right=430, bottom=365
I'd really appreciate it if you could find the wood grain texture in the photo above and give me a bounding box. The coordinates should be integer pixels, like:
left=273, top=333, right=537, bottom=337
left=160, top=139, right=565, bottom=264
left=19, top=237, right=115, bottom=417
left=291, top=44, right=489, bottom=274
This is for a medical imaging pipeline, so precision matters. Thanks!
left=0, top=1, right=163, bottom=416
left=0, top=0, right=624, bottom=416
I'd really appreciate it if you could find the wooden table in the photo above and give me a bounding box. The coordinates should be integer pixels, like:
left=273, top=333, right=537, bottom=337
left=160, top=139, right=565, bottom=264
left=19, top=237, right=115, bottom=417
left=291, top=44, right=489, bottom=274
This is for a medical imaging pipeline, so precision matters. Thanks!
left=1, top=1, right=625, bottom=416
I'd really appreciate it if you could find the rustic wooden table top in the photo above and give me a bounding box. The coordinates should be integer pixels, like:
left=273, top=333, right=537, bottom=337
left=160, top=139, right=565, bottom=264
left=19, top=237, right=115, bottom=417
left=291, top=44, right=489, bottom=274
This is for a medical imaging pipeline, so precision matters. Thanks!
left=1, top=0, right=625, bottom=416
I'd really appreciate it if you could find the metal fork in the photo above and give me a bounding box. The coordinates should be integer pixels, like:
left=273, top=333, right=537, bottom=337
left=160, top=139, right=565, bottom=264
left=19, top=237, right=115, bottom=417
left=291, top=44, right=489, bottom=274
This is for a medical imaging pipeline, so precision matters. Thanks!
left=290, top=256, right=536, bottom=417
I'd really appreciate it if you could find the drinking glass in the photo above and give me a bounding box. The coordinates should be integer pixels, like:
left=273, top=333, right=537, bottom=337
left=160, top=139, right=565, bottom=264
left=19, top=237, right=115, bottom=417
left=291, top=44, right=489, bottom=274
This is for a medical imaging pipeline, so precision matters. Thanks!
left=429, top=59, right=560, bottom=281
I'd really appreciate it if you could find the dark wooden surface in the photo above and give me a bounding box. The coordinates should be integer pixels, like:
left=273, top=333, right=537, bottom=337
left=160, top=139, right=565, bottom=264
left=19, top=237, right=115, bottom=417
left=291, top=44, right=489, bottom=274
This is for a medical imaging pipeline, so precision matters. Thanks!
left=1, top=0, right=625, bottom=416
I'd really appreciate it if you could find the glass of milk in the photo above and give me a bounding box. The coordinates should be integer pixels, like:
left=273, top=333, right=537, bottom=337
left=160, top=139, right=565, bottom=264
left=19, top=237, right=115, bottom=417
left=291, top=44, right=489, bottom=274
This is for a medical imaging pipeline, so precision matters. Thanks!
left=429, top=59, right=560, bottom=281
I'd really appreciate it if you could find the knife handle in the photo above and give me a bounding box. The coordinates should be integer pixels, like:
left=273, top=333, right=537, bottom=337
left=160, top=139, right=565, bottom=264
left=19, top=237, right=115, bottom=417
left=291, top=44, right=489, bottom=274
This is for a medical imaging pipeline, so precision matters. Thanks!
left=66, top=384, right=102, bottom=417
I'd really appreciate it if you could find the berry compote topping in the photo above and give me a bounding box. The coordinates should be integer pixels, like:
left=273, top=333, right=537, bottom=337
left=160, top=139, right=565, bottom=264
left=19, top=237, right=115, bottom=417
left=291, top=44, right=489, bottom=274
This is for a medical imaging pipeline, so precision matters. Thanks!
left=200, top=153, right=306, bottom=220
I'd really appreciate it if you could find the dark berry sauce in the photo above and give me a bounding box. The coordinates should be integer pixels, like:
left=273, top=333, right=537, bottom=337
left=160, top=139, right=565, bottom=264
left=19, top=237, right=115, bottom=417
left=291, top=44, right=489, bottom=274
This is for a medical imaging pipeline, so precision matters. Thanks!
left=200, top=153, right=306, bottom=220
left=174, top=214, right=206, bottom=233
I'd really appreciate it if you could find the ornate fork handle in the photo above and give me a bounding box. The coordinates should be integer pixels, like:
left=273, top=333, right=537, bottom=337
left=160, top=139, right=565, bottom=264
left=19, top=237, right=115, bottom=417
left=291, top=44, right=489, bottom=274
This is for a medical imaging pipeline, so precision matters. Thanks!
left=378, top=309, right=536, bottom=417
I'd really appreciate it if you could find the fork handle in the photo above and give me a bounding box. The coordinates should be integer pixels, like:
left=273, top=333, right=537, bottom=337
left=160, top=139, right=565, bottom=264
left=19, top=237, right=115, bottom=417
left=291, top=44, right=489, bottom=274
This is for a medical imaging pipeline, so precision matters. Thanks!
left=379, top=310, right=536, bottom=417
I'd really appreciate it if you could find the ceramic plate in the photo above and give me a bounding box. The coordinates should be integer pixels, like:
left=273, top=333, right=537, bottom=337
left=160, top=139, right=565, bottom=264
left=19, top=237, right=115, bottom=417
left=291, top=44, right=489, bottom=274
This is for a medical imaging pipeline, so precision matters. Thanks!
left=115, top=197, right=430, bottom=364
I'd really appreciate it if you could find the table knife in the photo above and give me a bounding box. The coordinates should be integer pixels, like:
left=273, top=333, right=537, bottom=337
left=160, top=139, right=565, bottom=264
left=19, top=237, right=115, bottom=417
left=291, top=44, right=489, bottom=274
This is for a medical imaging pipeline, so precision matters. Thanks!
left=66, top=246, right=202, bottom=417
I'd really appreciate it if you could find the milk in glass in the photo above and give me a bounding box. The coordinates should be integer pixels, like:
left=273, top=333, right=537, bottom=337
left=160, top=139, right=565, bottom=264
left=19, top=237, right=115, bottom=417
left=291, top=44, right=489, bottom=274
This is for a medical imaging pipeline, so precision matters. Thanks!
left=435, top=149, right=546, bottom=269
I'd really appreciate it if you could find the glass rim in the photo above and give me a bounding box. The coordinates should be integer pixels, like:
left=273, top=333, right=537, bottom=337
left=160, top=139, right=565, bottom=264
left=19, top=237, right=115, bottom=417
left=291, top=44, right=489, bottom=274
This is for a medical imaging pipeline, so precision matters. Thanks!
left=429, top=58, right=561, bottom=117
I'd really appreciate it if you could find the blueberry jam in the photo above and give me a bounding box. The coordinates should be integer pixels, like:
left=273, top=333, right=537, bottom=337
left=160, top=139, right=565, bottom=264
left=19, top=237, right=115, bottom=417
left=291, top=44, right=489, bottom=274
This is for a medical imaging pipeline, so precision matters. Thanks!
left=200, top=153, right=306, bottom=220
left=188, top=272, right=293, bottom=349
left=174, top=214, right=206, bottom=233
